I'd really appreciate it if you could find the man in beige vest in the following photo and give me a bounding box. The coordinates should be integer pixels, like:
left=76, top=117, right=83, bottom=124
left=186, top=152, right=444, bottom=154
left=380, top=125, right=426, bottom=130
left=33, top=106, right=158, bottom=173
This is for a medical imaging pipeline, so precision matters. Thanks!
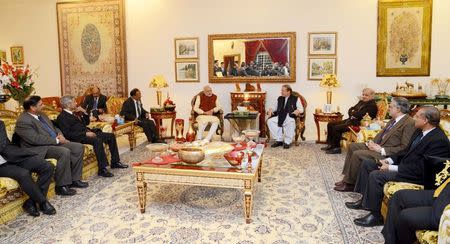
left=334, top=97, right=416, bottom=192
left=193, top=86, right=222, bottom=141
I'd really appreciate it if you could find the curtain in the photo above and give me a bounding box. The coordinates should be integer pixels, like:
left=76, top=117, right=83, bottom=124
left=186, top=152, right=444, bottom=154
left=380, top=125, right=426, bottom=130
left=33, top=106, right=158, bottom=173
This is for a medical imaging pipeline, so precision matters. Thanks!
left=244, top=41, right=263, bottom=64
left=262, top=39, right=288, bottom=64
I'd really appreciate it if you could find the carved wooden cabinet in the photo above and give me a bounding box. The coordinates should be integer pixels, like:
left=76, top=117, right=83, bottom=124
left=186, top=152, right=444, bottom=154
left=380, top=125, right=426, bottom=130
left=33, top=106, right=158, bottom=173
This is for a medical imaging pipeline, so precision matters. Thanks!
left=230, top=92, right=266, bottom=136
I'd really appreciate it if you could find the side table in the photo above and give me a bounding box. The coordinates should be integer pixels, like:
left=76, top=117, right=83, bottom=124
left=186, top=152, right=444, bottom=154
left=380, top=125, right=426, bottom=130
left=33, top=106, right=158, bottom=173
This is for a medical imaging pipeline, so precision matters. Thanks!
left=150, top=111, right=176, bottom=139
left=313, top=113, right=343, bottom=144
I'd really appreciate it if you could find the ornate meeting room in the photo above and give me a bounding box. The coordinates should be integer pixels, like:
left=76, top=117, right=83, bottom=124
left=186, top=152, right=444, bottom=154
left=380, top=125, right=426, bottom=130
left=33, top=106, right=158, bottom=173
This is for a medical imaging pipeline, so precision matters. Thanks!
left=1, top=0, right=450, bottom=243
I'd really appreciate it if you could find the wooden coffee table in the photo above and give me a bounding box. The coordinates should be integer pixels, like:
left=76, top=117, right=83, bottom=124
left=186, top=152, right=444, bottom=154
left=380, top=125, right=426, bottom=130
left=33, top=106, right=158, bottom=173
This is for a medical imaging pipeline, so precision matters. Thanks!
left=132, top=144, right=264, bottom=223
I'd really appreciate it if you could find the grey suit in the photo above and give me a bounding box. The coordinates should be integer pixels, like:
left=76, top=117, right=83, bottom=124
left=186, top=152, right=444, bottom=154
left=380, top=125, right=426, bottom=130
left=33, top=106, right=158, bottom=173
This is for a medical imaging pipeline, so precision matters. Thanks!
left=341, top=115, right=416, bottom=184
left=15, top=112, right=84, bottom=186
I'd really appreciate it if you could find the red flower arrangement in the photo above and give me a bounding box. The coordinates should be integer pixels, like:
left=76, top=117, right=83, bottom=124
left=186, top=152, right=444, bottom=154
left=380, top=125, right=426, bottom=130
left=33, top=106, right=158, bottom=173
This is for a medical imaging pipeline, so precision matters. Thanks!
left=0, top=63, right=35, bottom=104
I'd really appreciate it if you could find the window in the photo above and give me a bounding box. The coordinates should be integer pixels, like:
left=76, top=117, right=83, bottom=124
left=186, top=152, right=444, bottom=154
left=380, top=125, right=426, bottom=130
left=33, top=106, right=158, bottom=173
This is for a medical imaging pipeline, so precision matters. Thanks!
left=255, top=51, right=273, bottom=70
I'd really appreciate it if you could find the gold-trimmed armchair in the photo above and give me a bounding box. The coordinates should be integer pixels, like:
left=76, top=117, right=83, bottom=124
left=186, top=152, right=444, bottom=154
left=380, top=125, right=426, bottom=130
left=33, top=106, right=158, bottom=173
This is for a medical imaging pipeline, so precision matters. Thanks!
left=265, top=91, right=307, bottom=145
left=190, top=91, right=224, bottom=138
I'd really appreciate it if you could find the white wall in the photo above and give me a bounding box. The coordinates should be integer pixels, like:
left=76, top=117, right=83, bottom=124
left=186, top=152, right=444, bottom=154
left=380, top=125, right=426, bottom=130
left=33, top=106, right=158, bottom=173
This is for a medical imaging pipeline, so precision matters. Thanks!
left=1, top=0, right=449, bottom=140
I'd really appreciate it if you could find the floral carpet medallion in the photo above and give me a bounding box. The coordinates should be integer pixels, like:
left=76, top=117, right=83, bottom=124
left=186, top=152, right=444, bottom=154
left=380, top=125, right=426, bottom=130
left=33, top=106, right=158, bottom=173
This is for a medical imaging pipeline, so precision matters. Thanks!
left=0, top=143, right=384, bottom=243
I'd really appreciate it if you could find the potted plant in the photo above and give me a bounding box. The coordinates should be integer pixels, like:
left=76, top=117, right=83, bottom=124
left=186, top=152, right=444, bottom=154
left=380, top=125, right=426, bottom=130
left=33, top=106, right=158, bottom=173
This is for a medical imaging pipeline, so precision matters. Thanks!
left=163, top=97, right=176, bottom=112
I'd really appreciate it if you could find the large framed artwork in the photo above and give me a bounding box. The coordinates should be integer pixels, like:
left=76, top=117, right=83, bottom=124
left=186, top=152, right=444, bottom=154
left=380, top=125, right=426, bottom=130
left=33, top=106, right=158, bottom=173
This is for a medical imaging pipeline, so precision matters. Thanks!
left=174, top=38, right=199, bottom=59
left=175, top=60, right=199, bottom=82
left=377, top=0, right=433, bottom=76
left=208, top=32, right=296, bottom=83
left=10, top=46, right=24, bottom=66
left=308, top=57, right=337, bottom=80
left=57, top=0, right=127, bottom=96
left=0, top=50, right=6, bottom=64
left=308, top=32, right=337, bottom=56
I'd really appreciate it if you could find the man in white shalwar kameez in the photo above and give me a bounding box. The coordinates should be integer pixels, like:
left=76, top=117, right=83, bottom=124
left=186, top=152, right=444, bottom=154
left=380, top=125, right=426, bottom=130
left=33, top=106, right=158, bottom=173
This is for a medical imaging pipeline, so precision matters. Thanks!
left=267, top=84, right=304, bottom=149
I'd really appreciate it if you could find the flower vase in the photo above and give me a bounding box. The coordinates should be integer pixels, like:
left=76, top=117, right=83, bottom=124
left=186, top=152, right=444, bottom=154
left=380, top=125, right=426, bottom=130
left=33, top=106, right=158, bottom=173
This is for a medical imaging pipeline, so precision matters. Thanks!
left=326, top=90, right=332, bottom=104
left=156, top=90, right=162, bottom=107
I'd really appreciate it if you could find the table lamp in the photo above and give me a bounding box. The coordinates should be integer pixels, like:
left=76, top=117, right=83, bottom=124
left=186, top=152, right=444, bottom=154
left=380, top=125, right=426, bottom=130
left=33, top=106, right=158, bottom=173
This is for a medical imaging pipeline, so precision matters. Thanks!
left=149, top=75, right=168, bottom=107
left=320, top=74, right=341, bottom=105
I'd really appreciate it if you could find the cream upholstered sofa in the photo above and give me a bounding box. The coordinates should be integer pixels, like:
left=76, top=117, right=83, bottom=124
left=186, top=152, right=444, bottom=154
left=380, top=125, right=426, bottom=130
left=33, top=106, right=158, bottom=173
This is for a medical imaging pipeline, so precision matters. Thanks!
left=0, top=109, right=110, bottom=224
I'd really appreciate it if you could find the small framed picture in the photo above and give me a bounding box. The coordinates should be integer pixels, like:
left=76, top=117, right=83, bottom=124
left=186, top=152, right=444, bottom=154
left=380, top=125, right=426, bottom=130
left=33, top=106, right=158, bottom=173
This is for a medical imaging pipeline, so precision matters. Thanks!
left=10, top=46, right=24, bottom=65
left=174, top=37, right=199, bottom=59
left=175, top=60, right=199, bottom=82
left=308, top=57, right=337, bottom=80
left=308, top=32, right=337, bottom=56
left=0, top=50, right=6, bottom=64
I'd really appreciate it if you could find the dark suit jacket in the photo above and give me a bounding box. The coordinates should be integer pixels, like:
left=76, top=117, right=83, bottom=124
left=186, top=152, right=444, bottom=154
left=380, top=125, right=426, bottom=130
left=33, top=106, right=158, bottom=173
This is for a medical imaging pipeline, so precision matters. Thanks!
left=120, top=97, right=148, bottom=121
left=0, top=120, right=38, bottom=163
left=14, top=112, right=62, bottom=157
left=83, top=94, right=107, bottom=114
left=55, top=110, right=91, bottom=142
left=347, top=99, right=378, bottom=125
left=373, top=115, right=416, bottom=156
left=391, top=128, right=450, bottom=184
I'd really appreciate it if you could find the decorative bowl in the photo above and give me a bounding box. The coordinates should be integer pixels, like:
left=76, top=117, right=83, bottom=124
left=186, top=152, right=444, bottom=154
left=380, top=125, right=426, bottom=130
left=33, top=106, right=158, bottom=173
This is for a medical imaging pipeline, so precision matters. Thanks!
left=178, top=147, right=205, bottom=164
left=146, top=143, right=169, bottom=153
left=224, top=150, right=245, bottom=167
left=243, top=129, right=260, bottom=138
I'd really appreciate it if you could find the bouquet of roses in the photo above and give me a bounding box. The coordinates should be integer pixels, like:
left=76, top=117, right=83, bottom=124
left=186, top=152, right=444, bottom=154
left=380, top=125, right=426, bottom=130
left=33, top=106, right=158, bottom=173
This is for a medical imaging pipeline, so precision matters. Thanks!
left=0, top=63, right=35, bottom=104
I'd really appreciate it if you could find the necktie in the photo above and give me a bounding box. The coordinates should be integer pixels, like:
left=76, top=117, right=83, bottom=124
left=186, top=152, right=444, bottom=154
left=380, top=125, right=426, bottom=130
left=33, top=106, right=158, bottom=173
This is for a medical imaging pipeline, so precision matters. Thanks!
left=410, top=132, right=423, bottom=149
left=376, top=120, right=396, bottom=144
left=136, top=101, right=141, bottom=118
left=93, top=97, right=98, bottom=110
left=38, top=115, right=57, bottom=138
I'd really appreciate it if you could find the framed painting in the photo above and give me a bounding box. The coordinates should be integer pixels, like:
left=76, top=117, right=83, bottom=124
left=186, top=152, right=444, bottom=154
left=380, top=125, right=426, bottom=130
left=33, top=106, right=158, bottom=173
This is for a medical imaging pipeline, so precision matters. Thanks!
left=10, top=46, right=24, bottom=66
left=174, top=37, right=199, bottom=59
left=308, top=57, right=337, bottom=80
left=308, top=32, right=337, bottom=56
left=57, top=0, right=128, bottom=97
left=0, top=50, right=6, bottom=64
left=175, top=60, right=199, bottom=82
left=208, top=32, right=296, bottom=83
left=377, top=0, right=432, bottom=76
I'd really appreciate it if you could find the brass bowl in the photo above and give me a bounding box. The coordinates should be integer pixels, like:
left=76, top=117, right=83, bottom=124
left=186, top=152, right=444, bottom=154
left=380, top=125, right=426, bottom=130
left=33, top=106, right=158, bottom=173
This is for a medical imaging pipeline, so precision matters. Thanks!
left=178, top=147, right=205, bottom=164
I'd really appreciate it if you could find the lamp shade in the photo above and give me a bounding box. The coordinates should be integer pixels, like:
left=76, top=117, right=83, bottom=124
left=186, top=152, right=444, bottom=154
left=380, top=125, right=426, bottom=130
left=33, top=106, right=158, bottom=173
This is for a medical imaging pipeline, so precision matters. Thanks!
left=149, top=75, right=169, bottom=89
left=320, top=74, right=340, bottom=89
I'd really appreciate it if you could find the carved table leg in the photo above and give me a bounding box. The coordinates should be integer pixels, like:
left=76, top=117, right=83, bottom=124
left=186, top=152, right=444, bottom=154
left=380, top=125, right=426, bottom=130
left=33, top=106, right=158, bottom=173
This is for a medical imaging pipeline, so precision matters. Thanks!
left=136, top=172, right=147, bottom=213
left=244, top=179, right=253, bottom=224
left=128, top=132, right=136, bottom=151
left=258, top=156, right=262, bottom=182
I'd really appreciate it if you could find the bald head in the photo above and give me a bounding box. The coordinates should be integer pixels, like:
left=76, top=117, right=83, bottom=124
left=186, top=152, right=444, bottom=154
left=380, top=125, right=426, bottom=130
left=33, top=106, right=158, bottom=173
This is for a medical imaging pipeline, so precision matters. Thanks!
left=361, top=88, right=375, bottom=102
left=203, top=85, right=213, bottom=97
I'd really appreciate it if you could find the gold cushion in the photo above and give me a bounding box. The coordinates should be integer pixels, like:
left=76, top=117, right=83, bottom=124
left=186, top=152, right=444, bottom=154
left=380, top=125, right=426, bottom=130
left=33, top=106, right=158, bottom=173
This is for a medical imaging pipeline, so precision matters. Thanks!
left=416, top=230, right=438, bottom=244
left=89, top=121, right=113, bottom=133
left=438, top=204, right=450, bottom=243
left=383, top=181, right=424, bottom=200
left=106, top=97, right=127, bottom=116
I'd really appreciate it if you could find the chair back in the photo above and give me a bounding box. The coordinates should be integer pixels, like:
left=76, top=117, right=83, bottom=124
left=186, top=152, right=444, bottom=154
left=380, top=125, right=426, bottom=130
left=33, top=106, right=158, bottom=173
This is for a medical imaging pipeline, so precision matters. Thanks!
left=292, top=91, right=307, bottom=111
left=375, top=92, right=389, bottom=119
left=106, top=97, right=127, bottom=115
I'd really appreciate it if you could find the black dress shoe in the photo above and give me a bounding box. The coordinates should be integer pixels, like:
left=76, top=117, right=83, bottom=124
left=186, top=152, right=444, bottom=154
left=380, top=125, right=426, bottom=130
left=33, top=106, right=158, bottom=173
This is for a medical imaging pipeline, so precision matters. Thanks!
left=321, top=145, right=332, bottom=151
left=23, top=200, right=40, bottom=217
left=55, top=186, right=76, bottom=196
left=354, top=213, right=384, bottom=227
left=111, top=162, right=129, bottom=169
left=271, top=141, right=283, bottom=148
left=39, top=201, right=56, bottom=215
left=326, top=147, right=342, bottom=154
left=345, top=199, right=363, bottom=210
left=70, top=180, right=89, bottom=188
left=98, top=168, right=114, bottom=177
left=333, top=183, right=355, bottom=192
left=283, top=143, right=290, bottom=149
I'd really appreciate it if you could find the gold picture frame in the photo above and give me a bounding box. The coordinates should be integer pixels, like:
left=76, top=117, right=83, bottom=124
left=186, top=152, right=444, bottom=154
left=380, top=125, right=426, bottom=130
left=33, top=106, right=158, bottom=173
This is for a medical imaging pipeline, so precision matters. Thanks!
left=208, top=32, right=296, bottom=83
left=175, top=60, right=199, bottom=82
left=377, top=0, right=433, bottom=76
left=56, top=0, right=128, bottom=97
left=308, top=32, right=337, bottom=56
left=10, top=46, right=24, bottom=66
left=0, top=50, right=6, bottom=64
left=174, top=37, right=199, bottom=59
left=308, top=57, right=337, bottom=80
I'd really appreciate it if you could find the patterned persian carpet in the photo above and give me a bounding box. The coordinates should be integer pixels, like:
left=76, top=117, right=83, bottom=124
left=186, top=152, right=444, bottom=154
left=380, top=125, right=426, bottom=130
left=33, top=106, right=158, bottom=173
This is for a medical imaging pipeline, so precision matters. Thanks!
left=0, top=143, right=384, bottom=243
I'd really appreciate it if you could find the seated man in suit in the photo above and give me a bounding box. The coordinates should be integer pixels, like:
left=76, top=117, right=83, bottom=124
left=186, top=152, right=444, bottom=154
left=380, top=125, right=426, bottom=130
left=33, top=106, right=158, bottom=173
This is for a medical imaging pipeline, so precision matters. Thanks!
left=334, top=97, right=416, bottom=192
left=120, top=88, right=160, bottom=143
left=82, top=86, right=107, bottom=118
left=0, top=120, right=56, bottom=216
left=382, top=179, right=450, bottom=244
left=56, top=95, right=128, bottom=178
left=322, top=88, right=378, bottom=154
left=267, top=84, right=304, bottom=149
left=15, top=96, right=87, bottom=196
left=345, top=106, right=450, bottom=227
left=193, top=85, right=222, bottom=142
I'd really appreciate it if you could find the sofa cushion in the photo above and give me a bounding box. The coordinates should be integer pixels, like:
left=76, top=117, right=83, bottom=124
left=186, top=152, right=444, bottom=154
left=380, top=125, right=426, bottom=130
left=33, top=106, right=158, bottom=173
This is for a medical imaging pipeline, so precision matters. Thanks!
left=383, top=181, right=424, bottom=200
